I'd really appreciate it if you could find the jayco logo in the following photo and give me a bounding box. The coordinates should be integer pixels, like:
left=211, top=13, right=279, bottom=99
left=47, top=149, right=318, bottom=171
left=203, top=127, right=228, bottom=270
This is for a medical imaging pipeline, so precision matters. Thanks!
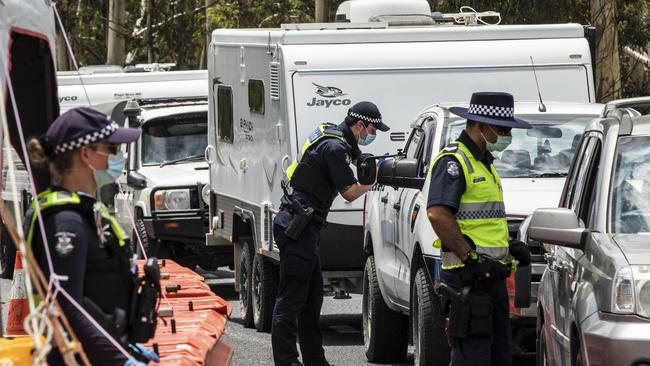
left=307, top=82, right=351, bottom=108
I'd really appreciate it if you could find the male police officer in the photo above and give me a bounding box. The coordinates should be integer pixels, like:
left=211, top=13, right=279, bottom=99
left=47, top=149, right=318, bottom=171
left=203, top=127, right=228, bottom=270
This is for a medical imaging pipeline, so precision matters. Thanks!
left=272, top=101, right=389, bottom=366
left=427, top=92, right=531, bottom=366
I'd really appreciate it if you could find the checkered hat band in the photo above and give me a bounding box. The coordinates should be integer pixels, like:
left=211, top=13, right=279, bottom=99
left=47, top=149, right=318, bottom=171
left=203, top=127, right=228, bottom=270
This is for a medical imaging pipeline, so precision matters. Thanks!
left=349, top=111, right=382, bottom=124
left=53, top=121, right=119, bottom=155
left=468, top=104, right=514, bottom=118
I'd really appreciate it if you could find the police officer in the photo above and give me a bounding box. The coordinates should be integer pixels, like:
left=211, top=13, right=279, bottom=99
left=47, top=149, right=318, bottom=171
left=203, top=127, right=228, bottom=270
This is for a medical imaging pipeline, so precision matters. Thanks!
left=272, top=101, right=389, bottom=366
left=26, top=107, right=159, bottom=366
left=427, top=92, right=531, bottom=366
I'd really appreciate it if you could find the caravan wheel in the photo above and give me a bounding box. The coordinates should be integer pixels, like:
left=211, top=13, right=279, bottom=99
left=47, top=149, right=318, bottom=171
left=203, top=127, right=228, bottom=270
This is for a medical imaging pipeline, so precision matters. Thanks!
left=252, top=253, right=278, bottom=332
left=239, top=242, right=254, bottom=328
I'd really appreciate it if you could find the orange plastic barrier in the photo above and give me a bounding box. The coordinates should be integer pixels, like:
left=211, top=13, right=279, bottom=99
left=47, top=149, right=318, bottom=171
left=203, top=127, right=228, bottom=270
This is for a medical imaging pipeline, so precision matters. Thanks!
left=142, top=259, right=233, bottom=366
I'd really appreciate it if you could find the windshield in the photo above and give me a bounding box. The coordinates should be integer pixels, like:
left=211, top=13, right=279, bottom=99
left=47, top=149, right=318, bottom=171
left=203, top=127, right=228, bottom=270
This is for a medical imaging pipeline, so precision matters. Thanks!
left=442, top=115, right=595, bottom=178
left=611, top=136, right=650, bottom=234
left=141, top=112, right=207, bottom=165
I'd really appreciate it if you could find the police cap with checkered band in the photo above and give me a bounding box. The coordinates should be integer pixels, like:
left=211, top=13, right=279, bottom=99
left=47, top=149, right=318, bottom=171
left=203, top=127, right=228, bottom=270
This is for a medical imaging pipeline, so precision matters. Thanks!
left=449, top=92, right=532, bottom=129
left=42, top=107, right=141, bottom=156
left=347, top=101, right=390, bottom=132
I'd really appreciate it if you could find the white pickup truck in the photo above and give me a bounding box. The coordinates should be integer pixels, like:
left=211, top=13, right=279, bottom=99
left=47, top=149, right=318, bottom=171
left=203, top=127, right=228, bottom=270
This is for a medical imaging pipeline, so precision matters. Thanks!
left=362, top=101, right=605, bottom=365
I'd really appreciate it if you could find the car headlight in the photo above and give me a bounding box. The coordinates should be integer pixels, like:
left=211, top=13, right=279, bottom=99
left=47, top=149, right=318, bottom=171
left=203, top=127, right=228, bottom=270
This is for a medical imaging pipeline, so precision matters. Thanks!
left=201, top=184, right=210, bottom=206
left=612, top=265, right=650, bottom=318
left=153, top=189, right=191, bottom=210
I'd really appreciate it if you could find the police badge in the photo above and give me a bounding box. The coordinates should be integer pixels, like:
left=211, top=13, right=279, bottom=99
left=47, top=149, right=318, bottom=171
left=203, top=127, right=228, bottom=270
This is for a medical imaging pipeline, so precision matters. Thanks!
left=54, top=232, right=76, bottom=257
left=446, top=161, right=460, bottom=179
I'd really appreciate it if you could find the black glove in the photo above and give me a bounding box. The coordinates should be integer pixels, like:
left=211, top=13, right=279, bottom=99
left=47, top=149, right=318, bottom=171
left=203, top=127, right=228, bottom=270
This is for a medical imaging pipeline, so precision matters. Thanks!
left=464, top=251, right=503, bottom=281
left=509, top=239, right=531, bottom=267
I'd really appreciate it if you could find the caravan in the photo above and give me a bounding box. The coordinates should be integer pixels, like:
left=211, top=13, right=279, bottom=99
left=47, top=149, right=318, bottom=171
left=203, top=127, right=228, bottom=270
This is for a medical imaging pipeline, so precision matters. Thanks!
left=205, top=1, right=596, bottom=331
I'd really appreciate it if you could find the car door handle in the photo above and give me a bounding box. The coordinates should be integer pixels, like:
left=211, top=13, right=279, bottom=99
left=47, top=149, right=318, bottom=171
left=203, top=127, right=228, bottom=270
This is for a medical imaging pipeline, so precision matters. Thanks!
left=393, top=202, right=401, bottom=211
left=381, top=195, right=388, bottom=203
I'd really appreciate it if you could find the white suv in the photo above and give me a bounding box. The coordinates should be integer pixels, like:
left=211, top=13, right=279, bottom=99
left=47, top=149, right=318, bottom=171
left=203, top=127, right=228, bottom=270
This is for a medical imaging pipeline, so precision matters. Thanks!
left=112, top=97, right=232, bottom=270
left=362, top=102, right=605, bottom=365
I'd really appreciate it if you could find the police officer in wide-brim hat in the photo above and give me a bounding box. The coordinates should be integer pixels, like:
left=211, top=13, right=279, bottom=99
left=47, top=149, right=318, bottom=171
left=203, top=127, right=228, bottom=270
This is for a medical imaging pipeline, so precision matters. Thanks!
left=426, top=92, right=532, bottom=366
left=27, top=107, right=158, bottom=366
left=272, top=101, right=388, bottom=366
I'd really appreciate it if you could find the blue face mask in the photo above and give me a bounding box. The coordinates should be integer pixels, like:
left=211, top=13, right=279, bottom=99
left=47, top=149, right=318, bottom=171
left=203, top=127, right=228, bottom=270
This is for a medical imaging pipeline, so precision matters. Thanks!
left=89, top=152, right=125, bottom=188
left=358, top=133, right=376, bottom=146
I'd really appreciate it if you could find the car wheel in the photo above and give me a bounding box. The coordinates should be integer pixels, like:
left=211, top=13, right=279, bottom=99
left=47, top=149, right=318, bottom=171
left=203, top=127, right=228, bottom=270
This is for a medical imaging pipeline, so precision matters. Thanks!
left=537, top=321, right=549, bottom=366
left=252, top=253, right=278, bottom=332
left=132, top=218, right=151, bottom=258
left=239, top=242, right=254, bottom=328
left=362, top=255, right=408, bottom=362
left=413, top=267, right=449, bottom=366
left=1, top=229, right=15, bottom=279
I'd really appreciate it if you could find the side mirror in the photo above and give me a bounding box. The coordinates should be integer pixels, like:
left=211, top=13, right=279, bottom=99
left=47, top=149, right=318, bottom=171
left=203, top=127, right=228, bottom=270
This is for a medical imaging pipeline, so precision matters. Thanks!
left=357, top=154, right=377, bottom=185
left=376, top=158, right=424, bottom=189
left=527, top=208, right=586, bottom=249
left=127, top=171, right=147, bottom=189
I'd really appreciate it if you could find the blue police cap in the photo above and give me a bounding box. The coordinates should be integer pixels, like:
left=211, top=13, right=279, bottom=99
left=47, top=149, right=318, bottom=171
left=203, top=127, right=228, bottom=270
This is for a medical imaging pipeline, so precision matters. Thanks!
left=348, top=101, right=390, bottom=132
left=42, top=107, right=140, bottom=156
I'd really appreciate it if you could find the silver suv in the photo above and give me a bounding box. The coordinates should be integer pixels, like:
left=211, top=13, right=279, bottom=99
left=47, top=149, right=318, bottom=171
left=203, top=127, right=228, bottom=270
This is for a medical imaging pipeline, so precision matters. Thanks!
left=529, top=97, right=650, bottom=366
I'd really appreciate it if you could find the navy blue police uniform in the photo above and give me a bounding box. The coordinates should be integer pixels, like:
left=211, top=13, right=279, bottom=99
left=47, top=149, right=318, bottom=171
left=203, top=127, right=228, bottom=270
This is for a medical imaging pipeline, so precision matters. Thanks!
left=427, top=130, right=511, bottom=366
left=426, top=92, right=533, bottom=366
left=272, top=102, right=388, bottom=366
left=27, top=107, right=157, bottom=366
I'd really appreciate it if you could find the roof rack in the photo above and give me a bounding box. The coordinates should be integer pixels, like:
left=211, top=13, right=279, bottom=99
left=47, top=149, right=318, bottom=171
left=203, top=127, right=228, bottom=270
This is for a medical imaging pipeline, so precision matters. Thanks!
left=134, top=96, right=208, bottom=109
left=281, top=22, right=388, bottom=31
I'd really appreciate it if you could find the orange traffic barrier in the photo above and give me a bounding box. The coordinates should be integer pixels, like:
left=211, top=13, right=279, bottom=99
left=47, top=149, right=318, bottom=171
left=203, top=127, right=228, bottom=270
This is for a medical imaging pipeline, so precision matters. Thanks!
left=143, top=259, right=233, bottom=366
left=5, top=251, right=28, bottom=337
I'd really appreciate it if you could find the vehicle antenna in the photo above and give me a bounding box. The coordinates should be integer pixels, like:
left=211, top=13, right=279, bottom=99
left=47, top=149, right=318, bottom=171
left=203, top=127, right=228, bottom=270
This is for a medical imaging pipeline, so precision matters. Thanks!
left=530, top=56, right=546, bottom=112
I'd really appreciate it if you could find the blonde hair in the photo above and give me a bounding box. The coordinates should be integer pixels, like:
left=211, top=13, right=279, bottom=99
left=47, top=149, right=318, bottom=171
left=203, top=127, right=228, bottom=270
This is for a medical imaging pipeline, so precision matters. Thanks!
left=27, top=137, right=77, bottom=185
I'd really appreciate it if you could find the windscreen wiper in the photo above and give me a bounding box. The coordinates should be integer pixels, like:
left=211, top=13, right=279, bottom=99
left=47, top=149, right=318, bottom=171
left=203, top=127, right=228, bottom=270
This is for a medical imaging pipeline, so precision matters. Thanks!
left=159, top=154, right=204, bottom=168
left=525, top=172, right=568, bottom=178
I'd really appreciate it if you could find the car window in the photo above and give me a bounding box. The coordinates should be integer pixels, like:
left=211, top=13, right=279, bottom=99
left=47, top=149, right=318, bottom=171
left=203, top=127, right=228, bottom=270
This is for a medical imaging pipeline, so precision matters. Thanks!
left=441, top=115, right=596, bottom=178
left=577, top=137, right=601, bottom=226
left=418, top=117, right=438, bottom=177
left=610, top=136, right=650, bottom=233
left=567, top=137, right=598, bottom=221
left=403, top=127, right=423, bottom=160
left=141, top=113, right=208, bottom=165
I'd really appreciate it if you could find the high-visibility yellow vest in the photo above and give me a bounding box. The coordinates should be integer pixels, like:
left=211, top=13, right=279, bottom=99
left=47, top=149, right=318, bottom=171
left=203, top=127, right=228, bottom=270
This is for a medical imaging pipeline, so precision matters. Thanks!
left=286, top=123, right=347, bottom=180
left=26, top=189, right=126, bottom=249
left=431, top=141, right=510, bottom=269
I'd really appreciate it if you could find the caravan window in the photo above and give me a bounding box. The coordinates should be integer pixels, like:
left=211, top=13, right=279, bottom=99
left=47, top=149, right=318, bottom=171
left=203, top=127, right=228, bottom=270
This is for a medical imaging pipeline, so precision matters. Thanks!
left=218, top=86, right=234, bottom=143
left=248, top=79, right=265, bottom=115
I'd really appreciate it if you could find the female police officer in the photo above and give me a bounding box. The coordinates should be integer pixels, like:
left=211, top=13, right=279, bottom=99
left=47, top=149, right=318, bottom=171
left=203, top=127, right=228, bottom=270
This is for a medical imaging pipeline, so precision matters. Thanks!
left=26, top=107, right=158, bottom=366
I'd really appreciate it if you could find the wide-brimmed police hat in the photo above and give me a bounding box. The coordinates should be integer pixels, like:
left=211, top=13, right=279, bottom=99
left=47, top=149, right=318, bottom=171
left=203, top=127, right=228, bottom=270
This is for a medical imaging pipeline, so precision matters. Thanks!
left=348, top=101, right=390, bottom=132
left=41, top=107, right=141, bottom=156
left=449, top=92, right=532, bottom=129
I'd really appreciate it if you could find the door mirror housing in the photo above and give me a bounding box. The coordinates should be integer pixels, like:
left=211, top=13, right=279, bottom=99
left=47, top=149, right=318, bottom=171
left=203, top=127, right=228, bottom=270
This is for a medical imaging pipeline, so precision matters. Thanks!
left=127, top=171, right=147, bottom=189
left=377, top=158, right=424, bottom=189
left=527, top=208, right=586, bottom=249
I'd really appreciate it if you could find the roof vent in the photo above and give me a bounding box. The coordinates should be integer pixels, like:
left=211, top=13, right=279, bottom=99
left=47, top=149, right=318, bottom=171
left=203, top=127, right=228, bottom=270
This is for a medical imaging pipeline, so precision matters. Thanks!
left=335, top=0, right=431, bottom=23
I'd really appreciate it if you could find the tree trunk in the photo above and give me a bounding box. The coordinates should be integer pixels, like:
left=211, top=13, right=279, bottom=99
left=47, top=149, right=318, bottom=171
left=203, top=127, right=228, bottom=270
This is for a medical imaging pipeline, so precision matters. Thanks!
left=107, top=0, right=126, bottom=66
left=591, top=0, right=622, bottom=102
left=56, top=30, right=71, bottom=71
left=315, top=0, right=328, bottom=23
left=147, top=0, right=153, bottom=63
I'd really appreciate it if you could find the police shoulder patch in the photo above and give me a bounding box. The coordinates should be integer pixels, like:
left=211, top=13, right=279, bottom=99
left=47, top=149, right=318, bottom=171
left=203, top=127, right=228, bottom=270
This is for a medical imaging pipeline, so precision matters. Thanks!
left=54, top=231, right=76, bottom=257
left=446, top=161, right=460, bottom=179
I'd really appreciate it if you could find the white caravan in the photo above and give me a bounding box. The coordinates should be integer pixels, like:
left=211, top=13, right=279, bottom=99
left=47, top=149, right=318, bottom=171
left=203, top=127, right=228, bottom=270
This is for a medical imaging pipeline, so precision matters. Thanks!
left=206, top=16, right=596, bottom=331
left=57, top=69, right=208, bottom=112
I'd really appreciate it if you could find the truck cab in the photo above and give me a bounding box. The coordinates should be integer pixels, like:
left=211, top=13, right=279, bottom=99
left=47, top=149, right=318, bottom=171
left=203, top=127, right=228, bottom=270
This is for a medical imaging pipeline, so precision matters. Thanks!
left=363, top=101, right=605, bottom=364
left=114, top=97, right=233, bottom=271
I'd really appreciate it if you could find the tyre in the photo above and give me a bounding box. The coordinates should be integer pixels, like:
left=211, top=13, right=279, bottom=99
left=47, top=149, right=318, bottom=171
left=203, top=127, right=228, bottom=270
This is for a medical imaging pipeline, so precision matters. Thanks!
left=132, top=218, right=151, bottom=258
left=412, top=267, right=449, bottom=366
left=362, top=255, right=408, bottom=362
left=1, top=229, right=16, bottom=279
left=239, top=242, right=254, bottom=328
left=536, top=321, right=548, bottom=366
left=252, top=253, right=278, bottom=332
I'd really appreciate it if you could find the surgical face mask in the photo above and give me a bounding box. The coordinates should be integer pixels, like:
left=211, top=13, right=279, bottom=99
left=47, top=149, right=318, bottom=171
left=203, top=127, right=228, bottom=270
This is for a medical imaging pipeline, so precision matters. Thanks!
left=481, top=125, right=512, bottom=152
left=358, top=124, right=376, bottom=146
left=88, top=151, right=125, bottom=188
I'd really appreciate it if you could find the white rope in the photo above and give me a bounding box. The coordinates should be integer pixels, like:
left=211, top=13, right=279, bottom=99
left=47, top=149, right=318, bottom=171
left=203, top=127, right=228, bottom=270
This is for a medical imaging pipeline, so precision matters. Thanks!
left=0, top=31, right=136, bottom=365
left=52, top=3, right=92, bottom=107
left=453, top=6, right=501, bottom=26
left=23, top=304, right=54, bottom=365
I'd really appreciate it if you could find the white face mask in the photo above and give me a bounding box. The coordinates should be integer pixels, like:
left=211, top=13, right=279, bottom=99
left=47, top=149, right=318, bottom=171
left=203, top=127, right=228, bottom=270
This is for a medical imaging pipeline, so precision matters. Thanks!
left=88, top=151, right=125, bottom=188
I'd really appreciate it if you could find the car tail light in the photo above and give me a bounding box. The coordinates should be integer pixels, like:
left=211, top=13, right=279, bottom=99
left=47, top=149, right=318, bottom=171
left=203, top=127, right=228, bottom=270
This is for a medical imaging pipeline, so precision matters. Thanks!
left=613, top=266, right=635, bottom=314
